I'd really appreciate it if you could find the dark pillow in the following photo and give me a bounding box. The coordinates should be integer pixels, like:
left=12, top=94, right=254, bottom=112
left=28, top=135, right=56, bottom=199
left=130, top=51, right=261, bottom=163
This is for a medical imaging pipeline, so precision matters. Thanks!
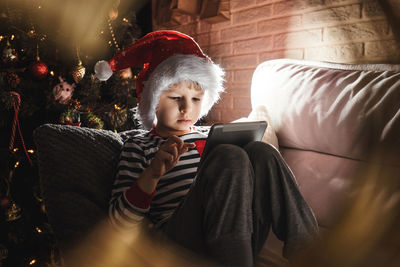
left=33, top=124, right=144, bottom=252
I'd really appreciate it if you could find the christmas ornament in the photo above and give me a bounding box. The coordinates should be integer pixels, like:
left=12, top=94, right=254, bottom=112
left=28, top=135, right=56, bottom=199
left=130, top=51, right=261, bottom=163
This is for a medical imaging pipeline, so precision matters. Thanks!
left=30, top=44, right=48, bottom=79
left=72, top=60, right=86, bottom=83
left=94, top=60, right=113, bottom=81
left=60, top=109, right=81, bottom=126
left=72, top=46, right=86, bottom=83
left=108, top=107, right=127, bottom=129
left=5, top=201, right=22, bottom=222
left=30, top=60, right=49, bottom=79
left=86, top=111, right=104, bottom=129
left=8, top=92, right=33, bottom=165
left=6, top=72, right=20, bottom=88
left=53, top=76, right=75, bottom=104
left=2, top=41, right=18, bottom=63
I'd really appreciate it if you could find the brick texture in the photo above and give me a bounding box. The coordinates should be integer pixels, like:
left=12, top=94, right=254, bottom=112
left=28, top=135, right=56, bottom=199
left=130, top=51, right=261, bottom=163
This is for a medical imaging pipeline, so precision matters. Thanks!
left=302, top=4, right=361, bottom=26
left=154, top=0, right=400, bottom=123
left=258, top=16, right=302, bottom=34
left=325, top=20, right=389, bottom=43
left=233, top=36, right=272, bottom=54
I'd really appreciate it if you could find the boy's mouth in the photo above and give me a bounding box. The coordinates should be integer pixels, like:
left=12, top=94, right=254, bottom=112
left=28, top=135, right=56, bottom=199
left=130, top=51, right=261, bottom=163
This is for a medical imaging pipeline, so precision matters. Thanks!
left=177, top=119, right=191, bottom=124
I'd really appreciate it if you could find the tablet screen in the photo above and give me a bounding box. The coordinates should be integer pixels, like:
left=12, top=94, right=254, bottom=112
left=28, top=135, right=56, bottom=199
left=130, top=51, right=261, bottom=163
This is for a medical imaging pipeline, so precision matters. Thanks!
left=201, top=121, right=267, bottom=160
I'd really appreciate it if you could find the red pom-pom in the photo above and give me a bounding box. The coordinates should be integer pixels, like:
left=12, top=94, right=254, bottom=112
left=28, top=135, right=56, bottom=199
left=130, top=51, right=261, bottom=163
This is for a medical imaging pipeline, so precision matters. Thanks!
left=30, top=61, right=49, bottom=79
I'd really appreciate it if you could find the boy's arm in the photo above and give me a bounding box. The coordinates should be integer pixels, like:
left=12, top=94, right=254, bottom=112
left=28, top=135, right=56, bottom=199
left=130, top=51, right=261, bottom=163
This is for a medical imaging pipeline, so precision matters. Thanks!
left=109, top=136, right=195, bottom=228
left=108, top=140, right=150, bottom=228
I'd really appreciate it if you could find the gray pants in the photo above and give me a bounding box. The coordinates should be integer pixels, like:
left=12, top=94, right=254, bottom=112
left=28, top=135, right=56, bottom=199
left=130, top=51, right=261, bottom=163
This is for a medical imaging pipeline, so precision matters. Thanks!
left=161, top=142, right=318, bottom=266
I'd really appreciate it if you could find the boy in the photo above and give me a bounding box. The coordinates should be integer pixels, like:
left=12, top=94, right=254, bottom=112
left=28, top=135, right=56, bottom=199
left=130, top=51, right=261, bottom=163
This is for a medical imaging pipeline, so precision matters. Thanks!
left=105, top=31, right=318, bottom=266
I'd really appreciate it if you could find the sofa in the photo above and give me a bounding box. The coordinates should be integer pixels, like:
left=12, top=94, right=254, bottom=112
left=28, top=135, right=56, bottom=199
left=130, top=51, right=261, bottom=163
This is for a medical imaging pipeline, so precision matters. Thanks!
left=34, top=59, right=400, bottom=266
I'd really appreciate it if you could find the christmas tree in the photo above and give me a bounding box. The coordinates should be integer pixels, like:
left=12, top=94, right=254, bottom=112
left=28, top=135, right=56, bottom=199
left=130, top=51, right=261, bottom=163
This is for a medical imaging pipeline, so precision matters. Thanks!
left=0, top=0, right=150, bottom=266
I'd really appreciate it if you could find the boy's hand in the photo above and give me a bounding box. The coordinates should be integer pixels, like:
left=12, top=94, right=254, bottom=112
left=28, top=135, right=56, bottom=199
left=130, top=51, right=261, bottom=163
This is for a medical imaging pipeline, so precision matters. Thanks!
left=147, top=135, right=196, bottom=179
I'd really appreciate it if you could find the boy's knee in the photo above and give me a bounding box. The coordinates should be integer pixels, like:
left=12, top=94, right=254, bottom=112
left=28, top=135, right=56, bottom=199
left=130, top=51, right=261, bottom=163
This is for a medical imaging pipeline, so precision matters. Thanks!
left=245, top=141, right=279, bottom=160
left=208, top=144, right=249, bottom=165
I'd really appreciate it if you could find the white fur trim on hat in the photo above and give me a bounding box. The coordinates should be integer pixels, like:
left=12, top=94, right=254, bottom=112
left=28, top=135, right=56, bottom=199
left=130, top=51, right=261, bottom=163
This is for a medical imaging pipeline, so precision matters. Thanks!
left=138, top=54, right=225, bottom=129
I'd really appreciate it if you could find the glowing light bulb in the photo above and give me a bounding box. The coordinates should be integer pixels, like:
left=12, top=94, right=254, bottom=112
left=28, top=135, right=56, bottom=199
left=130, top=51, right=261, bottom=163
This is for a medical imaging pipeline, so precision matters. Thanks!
left=29, top=259, right=36, bottom=265
left=123, top=18, right=128, bottom=23
left=114, top=104, right=121, bottom=110
left=14, top=161, right=20, bottom=168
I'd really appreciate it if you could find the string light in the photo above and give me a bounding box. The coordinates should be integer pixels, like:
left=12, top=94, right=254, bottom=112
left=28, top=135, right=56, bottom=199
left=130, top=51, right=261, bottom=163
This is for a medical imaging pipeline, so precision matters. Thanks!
left=123, top=18, right=128, bottom=23
left=27, top=149, right=34, bottom=154
left=0, top=35, right=4, bottom=41
left=13, top=148, right=19, bottom=152
left=114, top=104, right=121, bottom=110
left=11, top=35, right=15, bottom=40
left=107, top=18, right=120, bottom=51
left=35, top=227, right=42, bottom=233
left=14, top=161, right=20, bottom=168
left=29, top=259, right=37, bottom=265
left=50, top=70, right=55, bottom=76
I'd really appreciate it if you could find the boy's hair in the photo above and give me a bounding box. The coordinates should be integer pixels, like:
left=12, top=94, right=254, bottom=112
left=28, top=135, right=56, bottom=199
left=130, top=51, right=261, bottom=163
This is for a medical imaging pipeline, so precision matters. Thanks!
left=97, top=31, right=225, bottom=129
left=168, top=81, right=202, bottom=91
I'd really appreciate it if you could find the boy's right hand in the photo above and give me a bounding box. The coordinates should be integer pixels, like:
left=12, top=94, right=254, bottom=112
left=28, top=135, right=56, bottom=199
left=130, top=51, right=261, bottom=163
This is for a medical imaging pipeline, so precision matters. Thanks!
left=147, top=135, right=196, bottom=179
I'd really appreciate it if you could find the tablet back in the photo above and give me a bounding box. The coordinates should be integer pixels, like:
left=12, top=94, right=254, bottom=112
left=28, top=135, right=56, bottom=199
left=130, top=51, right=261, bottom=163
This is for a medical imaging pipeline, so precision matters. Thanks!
left=201, top=121, right=267, bottom=160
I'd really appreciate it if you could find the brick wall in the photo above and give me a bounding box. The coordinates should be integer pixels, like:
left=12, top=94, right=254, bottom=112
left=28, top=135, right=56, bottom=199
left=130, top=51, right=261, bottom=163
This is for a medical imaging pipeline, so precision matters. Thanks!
left=153, top=0, right=400, bottom=123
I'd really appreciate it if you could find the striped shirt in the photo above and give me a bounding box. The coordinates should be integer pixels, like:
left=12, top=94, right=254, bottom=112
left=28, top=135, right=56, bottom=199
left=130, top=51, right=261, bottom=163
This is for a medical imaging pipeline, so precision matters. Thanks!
left=109, top=129, right=207, bottom=228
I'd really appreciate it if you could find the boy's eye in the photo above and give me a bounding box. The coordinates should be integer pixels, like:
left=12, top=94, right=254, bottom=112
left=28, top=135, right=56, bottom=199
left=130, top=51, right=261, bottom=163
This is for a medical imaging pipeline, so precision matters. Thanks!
left=192, top=97, right=201, bottom=102
left=169, top=96, right=181, bottom=100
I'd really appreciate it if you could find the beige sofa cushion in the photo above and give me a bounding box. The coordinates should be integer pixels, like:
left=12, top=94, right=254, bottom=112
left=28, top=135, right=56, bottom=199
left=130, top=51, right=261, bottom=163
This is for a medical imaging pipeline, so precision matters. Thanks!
left=250, top=59, right=400, bottom=228
left=251, top=59, right=400, bottom=164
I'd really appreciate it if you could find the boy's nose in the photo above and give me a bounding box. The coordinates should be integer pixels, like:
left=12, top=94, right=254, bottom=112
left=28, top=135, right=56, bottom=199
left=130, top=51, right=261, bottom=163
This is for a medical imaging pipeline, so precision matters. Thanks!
left=179, top=100, right=191, bottom=113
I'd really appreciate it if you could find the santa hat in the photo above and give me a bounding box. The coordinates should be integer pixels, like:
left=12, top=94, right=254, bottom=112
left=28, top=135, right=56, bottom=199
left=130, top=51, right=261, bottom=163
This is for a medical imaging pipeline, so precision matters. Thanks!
left=95, top=30, right=225, bottom=130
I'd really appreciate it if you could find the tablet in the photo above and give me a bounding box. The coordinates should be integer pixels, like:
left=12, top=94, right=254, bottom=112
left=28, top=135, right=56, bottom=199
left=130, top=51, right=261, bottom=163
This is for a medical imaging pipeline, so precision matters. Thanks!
left=201, top=121, right=268, bottom=161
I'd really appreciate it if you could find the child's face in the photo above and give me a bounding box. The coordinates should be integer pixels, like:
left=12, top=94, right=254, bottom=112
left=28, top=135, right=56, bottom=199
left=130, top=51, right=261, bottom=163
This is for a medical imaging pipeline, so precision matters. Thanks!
left=155, top=81, right=204, bottom=136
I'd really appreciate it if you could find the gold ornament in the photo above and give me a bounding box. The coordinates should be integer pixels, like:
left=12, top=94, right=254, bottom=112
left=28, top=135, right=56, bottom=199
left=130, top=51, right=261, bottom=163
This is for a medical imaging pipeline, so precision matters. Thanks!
left=5, top=201, right=22, bottom=222
left=72, top=60, right=86, bottom=83
left=72, top=46, right=86, bottom=83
